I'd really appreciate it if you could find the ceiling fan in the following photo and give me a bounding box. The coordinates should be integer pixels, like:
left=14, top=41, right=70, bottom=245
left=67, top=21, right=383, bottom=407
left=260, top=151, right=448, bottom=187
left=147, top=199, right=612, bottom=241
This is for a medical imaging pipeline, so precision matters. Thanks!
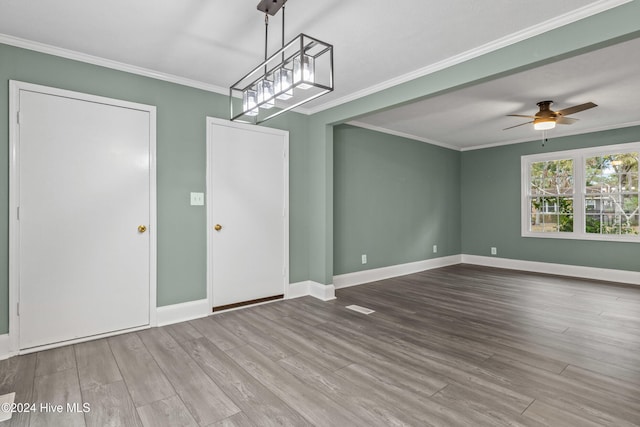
left=504, top=100, right=597, bottom=131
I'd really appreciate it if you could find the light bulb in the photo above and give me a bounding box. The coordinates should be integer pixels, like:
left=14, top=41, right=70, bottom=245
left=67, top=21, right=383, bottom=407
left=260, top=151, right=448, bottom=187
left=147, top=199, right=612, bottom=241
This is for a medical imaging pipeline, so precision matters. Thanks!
left=274, top=67, right=293, bottom=100
left=243, top=88, right=258, bottom=116
left=293, top=55, right=314, bottom=89
left=257, top=78, right=274, bottom=109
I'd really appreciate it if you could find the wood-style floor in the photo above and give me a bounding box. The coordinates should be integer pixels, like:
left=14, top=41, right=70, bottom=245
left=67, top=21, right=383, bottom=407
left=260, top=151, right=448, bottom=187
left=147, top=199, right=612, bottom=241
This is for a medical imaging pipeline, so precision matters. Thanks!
left=1, top=264, right=640, bottom=426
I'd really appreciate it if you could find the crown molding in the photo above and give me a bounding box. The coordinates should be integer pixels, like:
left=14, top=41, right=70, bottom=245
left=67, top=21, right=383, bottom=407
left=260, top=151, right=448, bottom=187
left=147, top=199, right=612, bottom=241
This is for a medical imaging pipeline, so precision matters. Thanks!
left=0, top=0, right=630, bottom=116
left=304, top=0, right=632, bottom=115
left=348, top=120, right=640, bottom=152
left=0, top=33, right=229, bottom=96
left=460, top=120, right=640, bottom=151
left=346, top=121, right=461, bottom=151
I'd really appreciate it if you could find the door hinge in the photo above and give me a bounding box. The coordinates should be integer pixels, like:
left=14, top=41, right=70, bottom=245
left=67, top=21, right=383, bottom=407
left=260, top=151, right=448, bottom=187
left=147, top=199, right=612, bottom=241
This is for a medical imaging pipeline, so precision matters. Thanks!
left=17, top=302, right=20, bottom=316
left=17, top=111, right=21, bottom=125
left=17, top=206, right=20, bottom=220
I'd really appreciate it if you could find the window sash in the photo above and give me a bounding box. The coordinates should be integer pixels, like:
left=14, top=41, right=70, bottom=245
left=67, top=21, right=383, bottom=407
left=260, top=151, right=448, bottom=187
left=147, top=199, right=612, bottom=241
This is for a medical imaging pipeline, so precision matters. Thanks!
left=521, top=142, right=640, bottom=242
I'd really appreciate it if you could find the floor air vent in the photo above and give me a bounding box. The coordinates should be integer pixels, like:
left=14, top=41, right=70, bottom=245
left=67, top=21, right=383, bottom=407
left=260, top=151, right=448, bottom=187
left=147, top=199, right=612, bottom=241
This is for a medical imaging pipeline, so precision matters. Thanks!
left=346, top=305, right=375, bottom=315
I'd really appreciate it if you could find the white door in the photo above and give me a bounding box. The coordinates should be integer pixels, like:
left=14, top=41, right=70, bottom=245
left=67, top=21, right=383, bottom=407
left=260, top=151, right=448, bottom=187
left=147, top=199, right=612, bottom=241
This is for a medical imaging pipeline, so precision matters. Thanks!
left=207, top=118, right=288, bottom=310
left=11, top=82, right=156, bottom=350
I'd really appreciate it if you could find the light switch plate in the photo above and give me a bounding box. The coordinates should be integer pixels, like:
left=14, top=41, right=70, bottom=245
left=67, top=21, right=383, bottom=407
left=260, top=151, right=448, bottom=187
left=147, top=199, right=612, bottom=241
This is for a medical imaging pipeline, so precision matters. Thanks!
left=190, top=192, right=204, bottom=206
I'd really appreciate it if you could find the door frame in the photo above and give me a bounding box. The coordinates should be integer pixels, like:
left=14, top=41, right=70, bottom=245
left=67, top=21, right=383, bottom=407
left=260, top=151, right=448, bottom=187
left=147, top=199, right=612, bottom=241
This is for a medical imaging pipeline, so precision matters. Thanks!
left=8, top=80, right=158, bottom=354
left=205, top=117, right=290, bottom=312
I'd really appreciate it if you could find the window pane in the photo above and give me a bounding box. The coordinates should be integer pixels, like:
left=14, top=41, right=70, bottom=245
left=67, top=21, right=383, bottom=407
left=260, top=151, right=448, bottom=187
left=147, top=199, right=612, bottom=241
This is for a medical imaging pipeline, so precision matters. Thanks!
left=530, top=197, right=573, bottom=233
left=605, top=216, right=622, bottom=235
left=531, top=198, right=554, bottom=232
left=585, top=196, right=599, bottom=212
left=622, top=173, right=638, bottom=192
left=586, top=214, right=602, bottom=234
left=622, top=194, right=638, bottom=214
left=558, top=197, right=573, bottom=232
left=629, top=214, right=640, bottom=235
left=585, top=152, right=638, bottom=235
left=559, top=215, right=573, bottom=232
left=530, top=160, right=573, bottom=196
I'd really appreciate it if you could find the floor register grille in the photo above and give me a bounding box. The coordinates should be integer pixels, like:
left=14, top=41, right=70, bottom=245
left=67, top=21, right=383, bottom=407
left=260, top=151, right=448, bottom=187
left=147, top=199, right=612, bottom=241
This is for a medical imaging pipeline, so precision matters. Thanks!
left=345, top=305, right=375, bottom=315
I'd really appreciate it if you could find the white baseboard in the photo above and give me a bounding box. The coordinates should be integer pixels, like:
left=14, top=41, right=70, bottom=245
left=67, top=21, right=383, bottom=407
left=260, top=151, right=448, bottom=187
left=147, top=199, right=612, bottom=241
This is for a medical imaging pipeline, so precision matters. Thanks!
left=2, top=256, right=632, bottom=360
left=0, top=334, right=11, bottom=361
left=287, top=281, right=312, bottom=299
left=156, top=298, right=210, bottom=326
left=333, top=255, right=462, bottom=289
left=0, top=283, right=335, bottom=360
left=461, top=255, right=640, bottom=286
left=151, top=281, right=339, bottom=327
left=286, top=280, right=336, bottom=301
left=309, top=281, right=336, bottom=301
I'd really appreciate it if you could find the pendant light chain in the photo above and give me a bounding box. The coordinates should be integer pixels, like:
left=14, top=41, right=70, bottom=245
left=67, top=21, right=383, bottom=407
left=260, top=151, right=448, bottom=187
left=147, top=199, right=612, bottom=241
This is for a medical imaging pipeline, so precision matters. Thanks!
left=281, top=5, right=285, bottom=51
left=264, top=13, right=269, bottom=63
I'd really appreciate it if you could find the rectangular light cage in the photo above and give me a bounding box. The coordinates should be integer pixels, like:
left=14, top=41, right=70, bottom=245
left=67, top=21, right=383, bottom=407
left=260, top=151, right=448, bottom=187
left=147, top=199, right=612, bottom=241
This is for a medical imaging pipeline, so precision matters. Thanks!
left=230, top=33, right=333, bottom=124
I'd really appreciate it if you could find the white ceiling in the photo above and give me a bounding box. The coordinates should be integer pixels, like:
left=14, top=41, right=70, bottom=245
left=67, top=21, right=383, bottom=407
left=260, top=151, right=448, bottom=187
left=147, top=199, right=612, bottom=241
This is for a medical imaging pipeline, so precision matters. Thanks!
left=353, top=36, right=640, bottom=150
left=1, top=0, right=638, bottom=149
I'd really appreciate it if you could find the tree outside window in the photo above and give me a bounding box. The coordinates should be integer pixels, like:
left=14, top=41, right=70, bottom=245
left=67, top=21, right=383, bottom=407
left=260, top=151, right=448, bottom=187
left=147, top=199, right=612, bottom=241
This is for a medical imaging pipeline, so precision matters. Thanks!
left=522, top=143, right=640, bottom=242
left=529, top=159, right=574, bottom=233
left=585, top=153, right=639, bottom=235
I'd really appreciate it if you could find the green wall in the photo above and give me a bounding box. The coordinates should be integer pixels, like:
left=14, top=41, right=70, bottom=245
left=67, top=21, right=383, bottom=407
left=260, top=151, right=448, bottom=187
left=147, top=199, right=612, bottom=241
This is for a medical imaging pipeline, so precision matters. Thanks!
left=333, top=125, right=460, bottom=275
left=2, top=1, right=640, bottom=337
left=333, top=123, right=640, bottom=276
left=461, top=126, right=640, bottom=271
left=0, top=43, right=310, bottom=334
left=304, top=1, right=640, bottom=285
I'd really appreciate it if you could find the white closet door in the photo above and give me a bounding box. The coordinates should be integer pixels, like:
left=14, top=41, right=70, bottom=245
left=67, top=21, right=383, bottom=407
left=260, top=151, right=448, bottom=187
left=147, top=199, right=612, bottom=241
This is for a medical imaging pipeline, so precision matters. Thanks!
left=208, top=119, right=288, bottom=309
left=16, top=86, right=153, bottom=349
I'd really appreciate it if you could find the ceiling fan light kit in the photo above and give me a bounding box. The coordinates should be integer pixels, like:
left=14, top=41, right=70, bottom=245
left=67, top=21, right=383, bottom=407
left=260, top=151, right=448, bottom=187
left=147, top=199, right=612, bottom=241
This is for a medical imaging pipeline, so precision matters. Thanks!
left=230, top=0, right=334, bottom=124
left=505, top=100, right=597, bottom=131
left=533, top=117, right=556, bottom=131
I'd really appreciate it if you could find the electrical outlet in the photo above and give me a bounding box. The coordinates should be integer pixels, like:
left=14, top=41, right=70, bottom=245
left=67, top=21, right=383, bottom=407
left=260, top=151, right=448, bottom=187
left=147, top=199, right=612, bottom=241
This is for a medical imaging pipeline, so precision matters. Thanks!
left=361, top=254, right=367, bottom=264
left=491, top=247, right=497, bottom=255
left=433, top=245, right=438, bottom=253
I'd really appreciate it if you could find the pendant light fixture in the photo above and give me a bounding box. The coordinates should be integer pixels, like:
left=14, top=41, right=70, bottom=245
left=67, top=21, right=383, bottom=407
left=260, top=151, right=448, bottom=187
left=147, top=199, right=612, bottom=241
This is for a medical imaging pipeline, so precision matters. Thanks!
left=230, top=0, right=334, bottom=124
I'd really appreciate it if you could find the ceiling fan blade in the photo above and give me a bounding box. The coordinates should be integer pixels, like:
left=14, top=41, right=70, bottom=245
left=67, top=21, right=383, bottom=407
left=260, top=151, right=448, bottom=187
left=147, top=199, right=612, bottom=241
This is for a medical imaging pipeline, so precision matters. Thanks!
left=506, top=114, right=538, bottom=119
left=556, top=116, right=578, bottom=125
left=555, top=102, right=597, bottom=116
left=503, top=121, right=533, bottom=130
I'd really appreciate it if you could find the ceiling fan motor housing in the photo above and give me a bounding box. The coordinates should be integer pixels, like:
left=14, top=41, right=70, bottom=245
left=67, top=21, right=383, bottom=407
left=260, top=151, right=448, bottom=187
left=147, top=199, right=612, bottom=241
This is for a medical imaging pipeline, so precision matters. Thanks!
left=536, top=100, right=556, bottom=118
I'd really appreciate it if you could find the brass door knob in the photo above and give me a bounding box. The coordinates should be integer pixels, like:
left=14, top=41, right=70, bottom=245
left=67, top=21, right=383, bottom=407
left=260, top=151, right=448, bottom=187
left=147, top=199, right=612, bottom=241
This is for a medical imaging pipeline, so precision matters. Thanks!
left=214, top=224, right=222, bottom=231
left=138, top=225, right=147, bottom=233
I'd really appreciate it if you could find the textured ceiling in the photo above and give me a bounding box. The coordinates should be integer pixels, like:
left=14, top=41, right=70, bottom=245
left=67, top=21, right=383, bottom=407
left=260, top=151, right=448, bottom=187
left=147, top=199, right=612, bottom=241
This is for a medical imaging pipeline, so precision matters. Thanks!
left=0, top=0, right=636, bottom=149
left=353, top=36, right=640, bottom=150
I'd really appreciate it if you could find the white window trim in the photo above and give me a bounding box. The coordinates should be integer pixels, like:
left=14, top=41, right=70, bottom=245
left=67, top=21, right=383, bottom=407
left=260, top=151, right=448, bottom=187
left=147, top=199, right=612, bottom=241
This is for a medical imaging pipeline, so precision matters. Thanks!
left=521, top=141, right=640, bottom=242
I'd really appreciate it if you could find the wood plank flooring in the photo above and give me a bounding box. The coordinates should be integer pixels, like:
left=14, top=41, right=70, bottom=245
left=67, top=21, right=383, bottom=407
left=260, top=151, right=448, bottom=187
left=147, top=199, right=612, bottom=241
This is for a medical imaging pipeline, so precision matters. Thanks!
left=1, top=264, right=640, bottom=426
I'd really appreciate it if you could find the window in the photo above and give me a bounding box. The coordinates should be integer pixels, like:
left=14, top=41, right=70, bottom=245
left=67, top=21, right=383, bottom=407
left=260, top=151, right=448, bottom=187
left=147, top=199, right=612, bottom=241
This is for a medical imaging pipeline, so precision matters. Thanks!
left=528, top=159, right=574, bottom=233
left=522, top=143, right=639, bottom=241
left=585, top=153, right=639, bottom=235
